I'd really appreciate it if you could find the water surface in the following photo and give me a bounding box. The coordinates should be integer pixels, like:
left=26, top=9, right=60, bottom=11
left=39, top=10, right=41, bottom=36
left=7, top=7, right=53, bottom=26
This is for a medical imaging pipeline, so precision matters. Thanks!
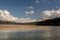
left=0, top=26, right=60, bottom=40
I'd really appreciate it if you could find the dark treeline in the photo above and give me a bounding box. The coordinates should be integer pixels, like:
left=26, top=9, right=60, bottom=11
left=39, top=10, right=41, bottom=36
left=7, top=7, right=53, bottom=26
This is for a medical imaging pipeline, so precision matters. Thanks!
left=0, top=20, right=17, bottom=25
left=0, top=20, right=37, bottom=25
left=36, top=18, right=60, bottom=26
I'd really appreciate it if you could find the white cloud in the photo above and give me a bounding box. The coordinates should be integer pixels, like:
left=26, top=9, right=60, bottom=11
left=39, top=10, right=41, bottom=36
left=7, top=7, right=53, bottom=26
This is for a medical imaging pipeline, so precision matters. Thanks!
left=36, top=0, right=40, bottom=3
left=15, top=18, right=36, bottom=23
left=29, top=6, right=34, bottom=9
left=0, top=10, right=17, bottom=21
left=25, top=10, right=35, bottom=15
left=41, top=9, right=60, bottom=20
left=0, top=10, right=36, bottom=23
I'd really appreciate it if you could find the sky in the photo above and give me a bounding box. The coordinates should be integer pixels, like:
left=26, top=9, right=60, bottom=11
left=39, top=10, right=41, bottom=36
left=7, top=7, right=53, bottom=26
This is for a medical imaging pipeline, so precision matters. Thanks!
left=0, top=0, right=60, bottom=22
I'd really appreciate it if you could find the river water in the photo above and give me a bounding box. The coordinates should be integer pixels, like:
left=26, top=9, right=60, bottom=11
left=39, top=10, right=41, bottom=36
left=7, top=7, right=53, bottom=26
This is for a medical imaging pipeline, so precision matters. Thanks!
left=0, top=26, right=60, bottom=40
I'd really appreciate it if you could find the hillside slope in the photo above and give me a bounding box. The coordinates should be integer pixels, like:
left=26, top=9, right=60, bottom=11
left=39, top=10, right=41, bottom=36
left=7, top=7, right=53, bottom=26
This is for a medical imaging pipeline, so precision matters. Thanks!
left=36, top=18, right=60, bottom=26
left=0, top=18, right=60, bottom=26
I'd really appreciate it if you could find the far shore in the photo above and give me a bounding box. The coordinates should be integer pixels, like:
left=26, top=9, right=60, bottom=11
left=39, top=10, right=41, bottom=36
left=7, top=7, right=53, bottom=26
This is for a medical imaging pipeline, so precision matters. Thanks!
left=0, top=24, right=48, bottom=30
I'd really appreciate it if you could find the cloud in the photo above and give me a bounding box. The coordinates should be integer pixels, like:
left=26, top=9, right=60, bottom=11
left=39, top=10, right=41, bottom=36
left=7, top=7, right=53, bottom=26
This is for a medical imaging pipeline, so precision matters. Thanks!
left=41, top=9, right=60, bottom=20
left=36, top=0, right=40, bottom=3
left=25, top=10, right=35, bottom=15
left=29, top=6, right=34, bottom=9
left=15, top=18, right=36, bottom=23
left=0, top=10, right=36, bottom=23
left=0, top=10, right=17, bottom=21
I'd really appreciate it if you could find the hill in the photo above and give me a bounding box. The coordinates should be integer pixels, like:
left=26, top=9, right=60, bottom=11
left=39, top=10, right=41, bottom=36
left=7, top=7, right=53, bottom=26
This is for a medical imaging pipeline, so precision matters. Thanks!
left=0, top=18, right=60, bottom=26
left=36, top=18, right=60, bottom=26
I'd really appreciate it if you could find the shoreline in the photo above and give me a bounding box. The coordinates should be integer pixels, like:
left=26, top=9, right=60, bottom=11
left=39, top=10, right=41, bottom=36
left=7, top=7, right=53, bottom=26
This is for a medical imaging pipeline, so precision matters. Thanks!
left=0, top=24, right=48, bottom=30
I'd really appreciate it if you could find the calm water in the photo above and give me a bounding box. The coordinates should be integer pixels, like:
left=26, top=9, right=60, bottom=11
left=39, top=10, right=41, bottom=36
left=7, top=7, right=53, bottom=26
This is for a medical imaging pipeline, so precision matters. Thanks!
left=0, top=26, right=60, bottom=40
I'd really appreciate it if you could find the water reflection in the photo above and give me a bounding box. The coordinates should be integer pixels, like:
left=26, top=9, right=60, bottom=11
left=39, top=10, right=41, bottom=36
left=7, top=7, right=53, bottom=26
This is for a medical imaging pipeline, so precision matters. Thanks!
left=0, top=26, right=60, bottom=40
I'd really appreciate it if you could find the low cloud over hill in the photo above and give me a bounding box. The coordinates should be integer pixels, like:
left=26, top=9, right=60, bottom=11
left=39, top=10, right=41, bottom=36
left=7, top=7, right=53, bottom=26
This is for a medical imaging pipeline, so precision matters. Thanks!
left=0, top=10, right=36, bottom=23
